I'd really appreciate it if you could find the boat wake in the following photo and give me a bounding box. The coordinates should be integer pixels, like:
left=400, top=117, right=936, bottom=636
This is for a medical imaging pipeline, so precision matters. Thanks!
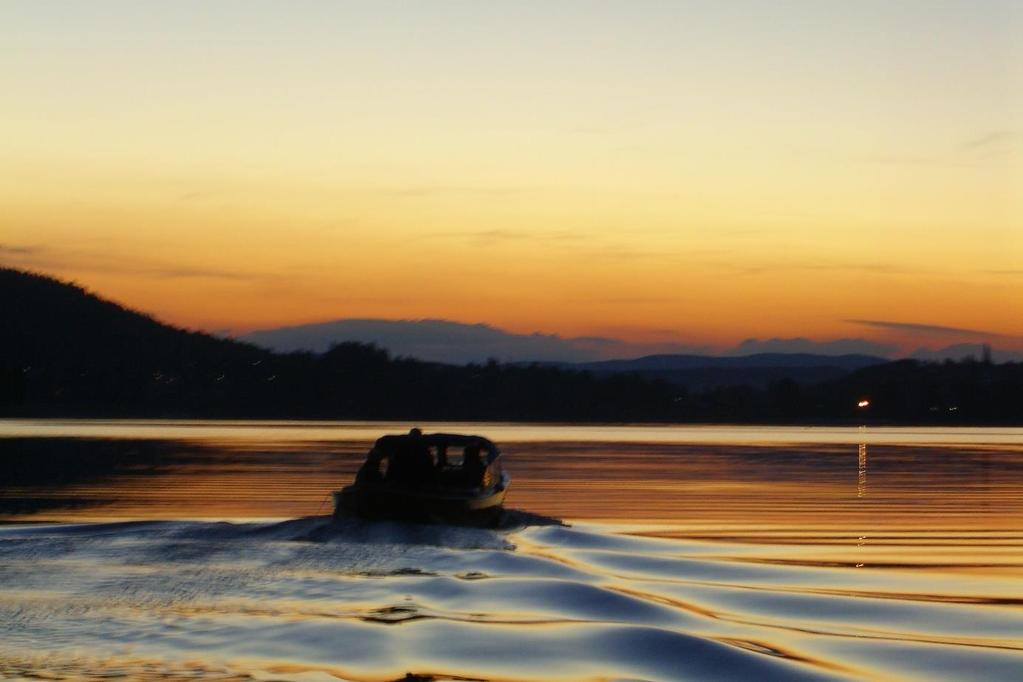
left=1, top=518, right=1021, bottom=681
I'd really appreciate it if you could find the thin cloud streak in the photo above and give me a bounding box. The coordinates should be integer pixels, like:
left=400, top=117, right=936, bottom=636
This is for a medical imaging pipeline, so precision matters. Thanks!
left=730, top=337, right=897, bottom=357
left=848, top=319, right=1011, bottom=338
left=726, top=260, right=917, bottom=276
left=0, top=244, right=269, bottom=282
left=980, top=269, right=1023, bottom=277
left=355, top=185, right=532, bottom=199
left=0, top=244, right=43, bottom=256
left=412, top=228, right=584, bottom=246
left=827, top=129, right=1015, bottom=167
left=961, top=130, right=1014, bottom=150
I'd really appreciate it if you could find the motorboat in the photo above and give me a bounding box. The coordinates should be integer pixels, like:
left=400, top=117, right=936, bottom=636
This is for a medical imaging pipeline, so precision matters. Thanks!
left=333, top=430, right=510, bottom=524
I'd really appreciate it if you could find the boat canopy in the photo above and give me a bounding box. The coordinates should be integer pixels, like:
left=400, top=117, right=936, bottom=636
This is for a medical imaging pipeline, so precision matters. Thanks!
left=373, top=433, right=500, bottom=464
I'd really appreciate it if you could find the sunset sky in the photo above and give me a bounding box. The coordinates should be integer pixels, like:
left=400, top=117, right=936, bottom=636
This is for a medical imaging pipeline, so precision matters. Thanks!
left=2, top=1, right=1020, bottom=356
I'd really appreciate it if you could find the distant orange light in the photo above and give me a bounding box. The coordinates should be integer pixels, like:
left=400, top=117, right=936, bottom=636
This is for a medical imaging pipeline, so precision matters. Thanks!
left=857, top=400, right=870, bottom=408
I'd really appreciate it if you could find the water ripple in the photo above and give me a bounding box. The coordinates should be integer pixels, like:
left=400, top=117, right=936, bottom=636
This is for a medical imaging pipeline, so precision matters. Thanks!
left=1, top=517, right=1021, bottom=681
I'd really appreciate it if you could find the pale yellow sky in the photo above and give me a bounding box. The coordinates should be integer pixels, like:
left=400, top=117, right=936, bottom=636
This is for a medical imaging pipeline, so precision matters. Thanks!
left=2, top=1, right=1020, bottom=352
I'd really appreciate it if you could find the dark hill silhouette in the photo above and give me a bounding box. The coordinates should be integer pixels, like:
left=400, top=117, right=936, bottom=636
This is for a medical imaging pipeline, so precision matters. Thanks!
left=1, top=268, right=272, bottom=413
left=2, top=267, right=268, bottom=368
left=1, top=268, right=1019, bottom=423
left=817, top=357, right=1023, bottom=423
left=0, top=268, right=675, bottom=420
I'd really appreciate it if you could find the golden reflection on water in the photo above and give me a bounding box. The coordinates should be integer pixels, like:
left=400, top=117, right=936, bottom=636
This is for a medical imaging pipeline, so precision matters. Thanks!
left=2, top=424, right=1022, bottom=590
left=3, top=419, right=1023, bottom=445
left=857, top=442, right=867, bottom=499
left=2, top=423, right=1023, bottom=682
left=3, top=426, right=1022, bottom=537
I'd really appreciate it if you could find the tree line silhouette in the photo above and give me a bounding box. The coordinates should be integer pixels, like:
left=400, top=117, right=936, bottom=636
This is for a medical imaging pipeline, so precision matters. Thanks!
left=2, top=268, right=1020, bottom=423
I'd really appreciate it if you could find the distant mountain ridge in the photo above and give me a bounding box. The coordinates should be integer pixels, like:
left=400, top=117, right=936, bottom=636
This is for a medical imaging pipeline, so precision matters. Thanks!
left=242, top=318, right=888, bottom=380
left=3, top=267, right=1020, bottom=423
left=543, top=353, right=887, bottom=390
left=242, top=317, right=1023, bottom=367
left=242, top=320, right=891, bottom=389
left=242, top=318, right=591, bottom=364
left=574, top=352, right=886, bottom=371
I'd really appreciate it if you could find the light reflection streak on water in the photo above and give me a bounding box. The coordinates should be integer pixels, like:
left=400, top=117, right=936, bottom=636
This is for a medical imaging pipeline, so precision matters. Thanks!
left=2, top=418, right=1023, bottom=445
left=857, top=442, right=867, bottom=500
left=0, top=421, right=1021, bottom=681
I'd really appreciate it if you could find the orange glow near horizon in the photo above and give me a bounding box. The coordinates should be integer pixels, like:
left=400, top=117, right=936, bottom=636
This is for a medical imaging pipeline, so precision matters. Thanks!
left=2, top=164, right=1021, bottom=354
left=1, top=3, right=1020, bottom=355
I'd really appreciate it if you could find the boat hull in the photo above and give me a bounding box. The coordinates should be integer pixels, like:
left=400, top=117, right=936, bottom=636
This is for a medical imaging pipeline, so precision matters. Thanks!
left=333, top=474, right=509, bottom=525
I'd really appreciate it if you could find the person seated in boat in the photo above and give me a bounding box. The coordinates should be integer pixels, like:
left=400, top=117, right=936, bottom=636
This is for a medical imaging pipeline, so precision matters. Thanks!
left=407, top=428, right=435, bottom=484
left=387, top=428, right=435, bottom=487
left=461, top=444, right=486, bottom=488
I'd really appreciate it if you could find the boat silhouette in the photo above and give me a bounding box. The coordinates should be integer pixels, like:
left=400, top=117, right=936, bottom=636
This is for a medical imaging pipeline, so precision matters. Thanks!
left=334, top=429, right=510, bottom=524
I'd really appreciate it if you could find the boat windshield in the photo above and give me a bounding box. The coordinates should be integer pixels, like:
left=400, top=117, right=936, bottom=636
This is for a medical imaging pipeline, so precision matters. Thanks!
left=362, top=433, right=499, bottom=488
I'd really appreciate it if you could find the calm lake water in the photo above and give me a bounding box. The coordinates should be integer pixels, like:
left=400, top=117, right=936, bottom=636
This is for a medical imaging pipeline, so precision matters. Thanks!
left=1, top=420, right=1021, bottom=681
